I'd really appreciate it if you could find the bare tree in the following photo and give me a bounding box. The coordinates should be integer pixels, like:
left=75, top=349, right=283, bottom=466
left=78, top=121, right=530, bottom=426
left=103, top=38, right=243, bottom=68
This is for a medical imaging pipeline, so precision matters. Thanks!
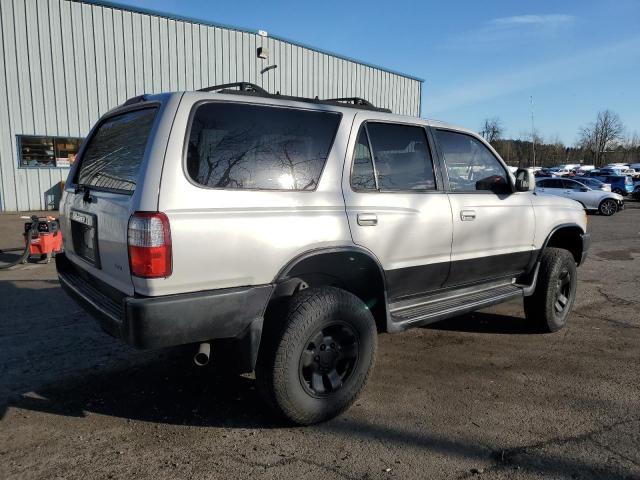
left=578, top=110, right=625, bottom=167
left=480, top=117, right=503, bottom=144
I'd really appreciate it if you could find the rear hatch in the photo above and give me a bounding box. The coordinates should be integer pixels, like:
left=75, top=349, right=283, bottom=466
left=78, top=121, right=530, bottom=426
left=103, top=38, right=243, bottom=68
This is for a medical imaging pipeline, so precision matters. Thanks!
left=61, top=101, right=163, bottom=296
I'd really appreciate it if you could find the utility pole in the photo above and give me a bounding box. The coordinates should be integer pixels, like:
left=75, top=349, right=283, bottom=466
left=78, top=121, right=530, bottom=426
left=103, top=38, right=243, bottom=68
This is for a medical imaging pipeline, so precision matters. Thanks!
left=530, top=95, right=536, bottom=168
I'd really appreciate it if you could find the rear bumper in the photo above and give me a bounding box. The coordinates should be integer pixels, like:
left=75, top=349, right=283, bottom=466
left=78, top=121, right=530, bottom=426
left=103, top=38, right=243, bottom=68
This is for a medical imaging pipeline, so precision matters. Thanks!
left=56, top=253, right=274, bottom=349
left=580, top=232, right=591, bottom=265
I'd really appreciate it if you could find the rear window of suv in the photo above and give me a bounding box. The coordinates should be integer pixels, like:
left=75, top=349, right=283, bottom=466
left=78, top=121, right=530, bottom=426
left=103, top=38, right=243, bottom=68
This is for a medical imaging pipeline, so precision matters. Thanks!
left=76, top=107, right=158, bottom=193
left=186, top=102, right=341, bottom=191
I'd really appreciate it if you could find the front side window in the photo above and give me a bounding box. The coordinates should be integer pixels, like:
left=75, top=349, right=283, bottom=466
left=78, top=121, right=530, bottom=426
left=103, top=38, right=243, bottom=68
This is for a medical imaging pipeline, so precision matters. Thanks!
left=76, top=107, right=158, bottom=192
left=19, top=135, right=83, bottom=168
left=186, top=103, right=341, bottom=191
left=350, top=122, right=436, bottom=191
left=435, top=130, right=508, bottom=192
left=563, top=180, right=583, bottom=190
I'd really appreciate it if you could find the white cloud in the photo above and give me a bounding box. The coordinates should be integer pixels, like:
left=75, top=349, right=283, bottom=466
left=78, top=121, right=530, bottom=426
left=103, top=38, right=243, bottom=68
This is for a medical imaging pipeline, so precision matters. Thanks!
left=491, top=14, right=575, bottom=27
left=441, top=13, right=576, bottom=49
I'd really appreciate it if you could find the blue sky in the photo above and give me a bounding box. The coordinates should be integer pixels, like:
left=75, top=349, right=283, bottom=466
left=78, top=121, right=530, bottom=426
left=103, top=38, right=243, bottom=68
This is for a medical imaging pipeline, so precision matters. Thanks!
left=121, top=0, right=640, bottom=145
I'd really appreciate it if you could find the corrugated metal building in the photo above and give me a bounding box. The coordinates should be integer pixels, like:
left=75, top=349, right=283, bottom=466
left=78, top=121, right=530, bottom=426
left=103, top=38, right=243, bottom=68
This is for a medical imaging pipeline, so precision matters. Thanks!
left=0, top=0, right=423, bottom=212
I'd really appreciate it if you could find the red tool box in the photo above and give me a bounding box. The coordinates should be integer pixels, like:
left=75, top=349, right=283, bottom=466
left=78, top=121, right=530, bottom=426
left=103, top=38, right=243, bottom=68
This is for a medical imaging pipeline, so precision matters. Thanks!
left=23, top=216, right=63, bottom=263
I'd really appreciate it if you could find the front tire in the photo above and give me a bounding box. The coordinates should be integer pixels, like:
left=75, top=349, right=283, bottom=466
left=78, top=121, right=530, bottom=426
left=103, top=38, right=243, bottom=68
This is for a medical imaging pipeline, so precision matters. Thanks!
left=598, top=198, right=617, bottom=216
left=524, top=248, right=577, bottom=332
left=256, top=286, right=377, bottom=425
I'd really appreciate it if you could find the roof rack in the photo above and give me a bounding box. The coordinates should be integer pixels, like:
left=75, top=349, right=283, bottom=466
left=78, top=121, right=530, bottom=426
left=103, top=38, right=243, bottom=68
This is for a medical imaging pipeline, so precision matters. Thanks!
left=196, top=82, right=392, bottom=113
left=198, top=82, right=268, bottom=94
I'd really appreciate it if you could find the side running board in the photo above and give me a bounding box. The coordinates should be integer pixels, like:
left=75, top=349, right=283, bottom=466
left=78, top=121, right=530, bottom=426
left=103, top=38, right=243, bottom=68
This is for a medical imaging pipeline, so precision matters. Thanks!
left=388, top=282, right=523, bottom=332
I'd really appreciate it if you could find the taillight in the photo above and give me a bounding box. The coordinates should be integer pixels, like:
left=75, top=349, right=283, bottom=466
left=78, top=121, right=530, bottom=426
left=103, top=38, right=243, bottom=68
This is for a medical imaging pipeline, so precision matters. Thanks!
left=127, top=212, right=172, bottom=278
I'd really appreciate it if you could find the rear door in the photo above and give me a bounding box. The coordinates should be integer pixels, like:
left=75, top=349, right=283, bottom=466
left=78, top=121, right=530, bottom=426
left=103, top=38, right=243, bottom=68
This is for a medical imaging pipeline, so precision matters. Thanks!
left=342, top=116, right=453, bottom=301
left=432, top=128, right=535, bottom=287
left=60, top=103, right=163, bottom=295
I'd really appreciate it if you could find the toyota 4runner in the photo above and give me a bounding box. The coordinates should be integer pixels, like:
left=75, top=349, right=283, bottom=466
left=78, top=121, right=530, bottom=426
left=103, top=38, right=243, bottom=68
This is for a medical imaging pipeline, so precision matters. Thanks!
left=57, top=83, right=590, bottom=425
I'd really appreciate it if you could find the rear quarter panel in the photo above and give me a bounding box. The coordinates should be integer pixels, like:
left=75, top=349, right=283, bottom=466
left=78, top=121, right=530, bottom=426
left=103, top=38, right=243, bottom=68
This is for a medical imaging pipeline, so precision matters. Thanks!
left=139, top=93, right=356, bottom=297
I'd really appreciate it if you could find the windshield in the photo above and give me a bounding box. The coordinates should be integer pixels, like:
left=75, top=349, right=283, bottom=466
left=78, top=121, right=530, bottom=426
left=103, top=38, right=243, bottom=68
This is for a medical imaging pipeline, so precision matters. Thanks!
left=76, top=107, right=158, bottom=192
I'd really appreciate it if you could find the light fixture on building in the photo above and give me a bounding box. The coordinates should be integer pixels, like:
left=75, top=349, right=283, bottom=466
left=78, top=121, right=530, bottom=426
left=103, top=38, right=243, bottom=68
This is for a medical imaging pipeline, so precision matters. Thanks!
left=257, top=46, right=269, bottom=59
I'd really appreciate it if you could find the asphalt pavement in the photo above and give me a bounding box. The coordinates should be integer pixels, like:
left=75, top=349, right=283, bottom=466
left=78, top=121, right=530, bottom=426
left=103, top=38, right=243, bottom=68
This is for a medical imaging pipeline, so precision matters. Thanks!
left=1, top=203, right=639, bottom=479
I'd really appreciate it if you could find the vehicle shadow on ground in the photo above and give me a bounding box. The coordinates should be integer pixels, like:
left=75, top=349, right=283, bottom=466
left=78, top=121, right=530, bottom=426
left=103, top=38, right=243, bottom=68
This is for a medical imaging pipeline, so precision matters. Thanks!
left=426, top=311, right=542, bottom=335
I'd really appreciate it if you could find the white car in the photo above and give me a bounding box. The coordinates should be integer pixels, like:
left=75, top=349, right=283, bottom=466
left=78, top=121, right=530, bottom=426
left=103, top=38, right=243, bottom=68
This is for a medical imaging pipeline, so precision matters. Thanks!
left=536, top=178, right=624, bottom=216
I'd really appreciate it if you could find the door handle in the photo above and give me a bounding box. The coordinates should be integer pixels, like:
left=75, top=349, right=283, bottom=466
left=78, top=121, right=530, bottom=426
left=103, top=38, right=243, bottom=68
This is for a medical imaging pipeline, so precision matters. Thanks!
left=357, top=213, right=378, bottom=226
left=460, top=210, right=476, bottom=221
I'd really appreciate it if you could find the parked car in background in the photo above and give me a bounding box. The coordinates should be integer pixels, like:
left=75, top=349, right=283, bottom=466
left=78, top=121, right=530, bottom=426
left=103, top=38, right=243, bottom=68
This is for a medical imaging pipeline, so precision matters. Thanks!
left=620, top=168, right=640, bottom=179
left=599, top=167, right=624, bottom=176
left=536, top=178, right=624, bottom=216
left=595, top=175, right=635, bottom=196
left=554, top=168, right=575, bottom=177
left=574, top=177, right=611, bottom=192
left=632, top=184, right=640, bottom=201
left=575, top=165, right=595, bottom=175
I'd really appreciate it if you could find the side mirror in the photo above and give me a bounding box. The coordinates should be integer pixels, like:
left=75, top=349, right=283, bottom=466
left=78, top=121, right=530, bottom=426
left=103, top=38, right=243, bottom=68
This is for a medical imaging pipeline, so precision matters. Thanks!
left=515, top=168, right=535, bottom=192
left=580, top=187, right=589, bottom=192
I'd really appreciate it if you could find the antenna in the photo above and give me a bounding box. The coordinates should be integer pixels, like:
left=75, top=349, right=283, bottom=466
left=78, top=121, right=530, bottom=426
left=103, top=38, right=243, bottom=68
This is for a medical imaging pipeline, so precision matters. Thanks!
left=530, top=95, right=536, bottom=168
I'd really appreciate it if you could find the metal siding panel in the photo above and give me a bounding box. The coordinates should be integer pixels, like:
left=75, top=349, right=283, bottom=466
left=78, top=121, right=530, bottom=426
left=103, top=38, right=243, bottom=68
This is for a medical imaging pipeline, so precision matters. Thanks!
left=39, top=0, right=58, bottom=135
left=199, top=25, right=208, bottom=88
left=25, top=0, right=45, bottom=135
left=48, top=0, right=68, bottom=133
left=13, top=0, right=33, bottom=134
left=112, top=8, right=126, bottom=105
left=184, top=22, right=194, bottom=90
left=228, top=31, right=237, bottom=84
left=158, top=18, right=169, bottom=91
left=70, top=1, right=89, bottom=133
left=102, top=7, right=117, bottom=108
left=221, top=29, right=229, bottom=84
left=150, top=16, right=161, bottom=92
left=248, top=33, right=256, bottom=85
left=207, top=27, right=216, bottom=85
left=131, top=11, right=145, bottom=94
left=122, top=11, right=136, bottom=99
left=141, top=14, right=153, bottom=92
left=167, top=19, right=177, bottom=90
left=91, top=6, right=108, bottom=114
left=82, top=4, right=99, bottom=123
left=0, top=0, right=18, bottom=211
left=214, top=28, right=223, bottom=86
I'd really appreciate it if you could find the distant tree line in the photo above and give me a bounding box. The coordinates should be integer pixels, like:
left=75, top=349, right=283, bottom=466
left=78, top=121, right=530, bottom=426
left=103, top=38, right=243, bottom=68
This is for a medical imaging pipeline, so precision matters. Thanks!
left=479, top=110, right=640, bottom=167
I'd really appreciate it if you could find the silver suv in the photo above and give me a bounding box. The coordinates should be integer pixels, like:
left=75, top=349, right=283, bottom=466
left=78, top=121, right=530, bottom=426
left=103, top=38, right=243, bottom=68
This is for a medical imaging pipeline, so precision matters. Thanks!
left=57, top=83, right=590, bottom=425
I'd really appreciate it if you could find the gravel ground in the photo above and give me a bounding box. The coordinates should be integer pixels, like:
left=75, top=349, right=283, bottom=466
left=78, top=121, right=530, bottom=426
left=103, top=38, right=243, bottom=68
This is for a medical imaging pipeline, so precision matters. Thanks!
left=0, top=203, right=639, bottom=480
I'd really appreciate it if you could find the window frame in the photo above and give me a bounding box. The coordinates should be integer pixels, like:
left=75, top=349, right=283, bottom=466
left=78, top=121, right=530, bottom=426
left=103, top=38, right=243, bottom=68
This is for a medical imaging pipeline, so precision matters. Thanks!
left=182, top=100, right=343, bottom=193
left=349, top=120, right=441, bottom=194
left=71, top=103, right=161, bottom=195
left=16, top=134, right=85, bottom=170
left=431, top=128, right=514, bottom=194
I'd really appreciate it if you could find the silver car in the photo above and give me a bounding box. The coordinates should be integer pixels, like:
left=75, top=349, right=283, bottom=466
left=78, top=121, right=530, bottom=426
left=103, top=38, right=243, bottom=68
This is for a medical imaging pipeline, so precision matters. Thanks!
left=536, top=178, right=623, bottom=215
left=56, top=83, right=590, bottom=425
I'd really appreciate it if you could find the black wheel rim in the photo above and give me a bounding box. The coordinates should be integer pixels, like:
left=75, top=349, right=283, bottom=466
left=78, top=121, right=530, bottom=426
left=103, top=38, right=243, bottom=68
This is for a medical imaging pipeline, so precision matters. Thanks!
left=554, top=268, right=572, bottom=314
left=299, top=323, right=359, bottom=397
left=601, top=200, right=615, bottom=215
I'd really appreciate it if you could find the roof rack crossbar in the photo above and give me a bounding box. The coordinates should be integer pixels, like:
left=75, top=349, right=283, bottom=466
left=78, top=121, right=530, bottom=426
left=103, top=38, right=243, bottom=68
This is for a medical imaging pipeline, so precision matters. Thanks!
left=198, top=82, right=268, bottom=94
left=323, top=97, right=374, bottom=107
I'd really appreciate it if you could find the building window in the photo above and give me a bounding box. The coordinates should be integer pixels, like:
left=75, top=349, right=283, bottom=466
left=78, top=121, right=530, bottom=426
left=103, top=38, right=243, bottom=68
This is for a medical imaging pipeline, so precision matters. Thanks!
left=18, top=135, right=83, bottom=168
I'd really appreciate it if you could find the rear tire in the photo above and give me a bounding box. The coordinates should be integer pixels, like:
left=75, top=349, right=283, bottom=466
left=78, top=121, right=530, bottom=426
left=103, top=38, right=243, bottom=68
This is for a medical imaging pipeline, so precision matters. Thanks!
left=598, top=198, right=617, bottom=216
left=524, top=248, right=577, bottom=332
left=256, top=286, right=377, bottom=425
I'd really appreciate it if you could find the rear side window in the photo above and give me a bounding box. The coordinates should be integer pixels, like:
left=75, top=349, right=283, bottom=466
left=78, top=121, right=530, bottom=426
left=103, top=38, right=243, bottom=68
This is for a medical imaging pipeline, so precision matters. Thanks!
left=76, top=107, right=157, bottom=192
left=186, top=103, right=341, bottom=191
left=351, top=122, right=436, bottom=191
left=435, top=130, right=508, bottom=192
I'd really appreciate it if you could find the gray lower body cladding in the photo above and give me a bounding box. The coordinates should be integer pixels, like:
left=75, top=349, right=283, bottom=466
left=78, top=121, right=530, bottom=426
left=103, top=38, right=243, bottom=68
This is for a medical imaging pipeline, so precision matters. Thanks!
left=56, top=253, right=273, bottom=350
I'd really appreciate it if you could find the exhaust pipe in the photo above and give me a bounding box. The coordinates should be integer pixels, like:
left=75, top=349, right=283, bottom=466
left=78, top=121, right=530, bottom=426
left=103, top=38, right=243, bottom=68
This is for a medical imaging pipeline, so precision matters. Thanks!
left=194, top=342, right=211, bottom=367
